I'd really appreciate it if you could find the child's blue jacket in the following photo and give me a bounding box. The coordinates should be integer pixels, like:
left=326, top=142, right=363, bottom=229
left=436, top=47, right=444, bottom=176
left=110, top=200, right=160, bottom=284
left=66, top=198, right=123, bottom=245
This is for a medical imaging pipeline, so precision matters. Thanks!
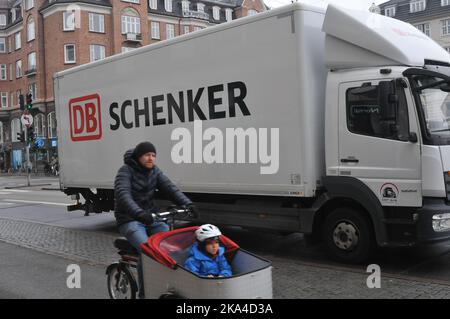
left=184, top=242, right=232, bottom=277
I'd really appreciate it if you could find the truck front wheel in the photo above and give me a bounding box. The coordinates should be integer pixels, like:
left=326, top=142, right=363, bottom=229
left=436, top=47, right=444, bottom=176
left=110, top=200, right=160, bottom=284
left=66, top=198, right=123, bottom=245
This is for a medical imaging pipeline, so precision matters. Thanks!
left=322, top=207, right=375, bottom=264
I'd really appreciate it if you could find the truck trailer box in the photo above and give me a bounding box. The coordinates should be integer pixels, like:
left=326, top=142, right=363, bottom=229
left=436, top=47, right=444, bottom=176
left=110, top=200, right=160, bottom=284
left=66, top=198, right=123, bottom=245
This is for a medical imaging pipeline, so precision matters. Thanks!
left=54, top=3, right=327, bottom=198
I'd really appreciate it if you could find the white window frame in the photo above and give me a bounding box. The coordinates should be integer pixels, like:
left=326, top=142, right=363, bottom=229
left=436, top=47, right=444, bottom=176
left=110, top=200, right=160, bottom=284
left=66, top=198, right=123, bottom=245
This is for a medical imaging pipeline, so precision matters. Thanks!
left=183, top=25, right=190, bottom=34
left=165, top=0, right=173, bottom=12
left=1, top=92, right=7, bottom=109
left=27, top=18, right=35, bottom=42
left=121, top=47, right=135, bottom=53
left=415, top=22, right=430, bottom=36
left=197, top=3, right=204, bottom=12
left=442, top=19, right=450, bottom=36
left=149, top=0, right=157, bottom=10
left=89, top=13, right=105, bottom=33
left=9, top=64, right=13, bottom=81
left=442, top=0, right=450, bottom=6
left=225, top=8, right=233, bottom=22
left=25, top=0, right=34, bottom=10
left=410, top=0, right=426, bottom=13
left=48, top=112, right=57, bottom=139
left=15, top=60, right=22, bottom=78
left=28, top=83, right=37, bottom=100
left=0, top=64, right=6, bottom=80
left=63, top=11, right=75, bottom=31
left=0, top=38, right=5, bottom=53
left=151, top=21, right=160, bottom=39
left=182, top=0, right=190, bottom=12
left=0, top=14, right=6, bottom=26
left=34, top=113, right=45, bottom=137
left=213, top=6, right=220, bottom=20
left=121, top=15, right=141, bottom=34
left=193, top=26, right=201, bottom=32
left=385, top=5, right=396, bottom=17
left=28, top=52, right=36, bottom=71
left=166, top=23, right=175, bottom=39
left=15, top=32, right=21, bottom=50
left=90, top=44, right=106, bottom=62
left=64, top=44, right=76, bottom=64
left=11, top=8, right=16, bottom=22
left=247, top=9, right=257, bottom=16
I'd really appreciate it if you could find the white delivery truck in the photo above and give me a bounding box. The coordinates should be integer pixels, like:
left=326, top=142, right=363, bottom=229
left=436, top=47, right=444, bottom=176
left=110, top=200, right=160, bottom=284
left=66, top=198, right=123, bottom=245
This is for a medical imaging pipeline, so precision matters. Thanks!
left=54, top=2, right=450, bottom=262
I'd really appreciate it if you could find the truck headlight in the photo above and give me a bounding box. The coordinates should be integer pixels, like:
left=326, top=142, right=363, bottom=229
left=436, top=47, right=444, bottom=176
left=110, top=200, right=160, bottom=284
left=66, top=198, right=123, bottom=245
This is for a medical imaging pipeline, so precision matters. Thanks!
left=432, top=213, right=450, bottom=232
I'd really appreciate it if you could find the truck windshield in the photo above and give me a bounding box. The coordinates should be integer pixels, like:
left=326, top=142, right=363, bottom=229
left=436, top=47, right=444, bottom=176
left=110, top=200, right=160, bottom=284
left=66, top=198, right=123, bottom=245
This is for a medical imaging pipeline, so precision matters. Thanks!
left=410, top=73, right=450, bottom=143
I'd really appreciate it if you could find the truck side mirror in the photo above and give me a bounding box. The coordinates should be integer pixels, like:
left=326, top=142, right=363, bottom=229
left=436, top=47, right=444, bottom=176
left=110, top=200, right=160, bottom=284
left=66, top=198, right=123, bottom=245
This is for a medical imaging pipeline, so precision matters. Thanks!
left=378, top=80, right=398, bottom=122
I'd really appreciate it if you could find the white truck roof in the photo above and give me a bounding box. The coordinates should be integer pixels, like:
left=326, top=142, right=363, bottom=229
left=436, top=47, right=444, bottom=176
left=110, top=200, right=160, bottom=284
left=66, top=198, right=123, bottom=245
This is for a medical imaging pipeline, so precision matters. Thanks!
left=323, top=4, right=450, bottom=69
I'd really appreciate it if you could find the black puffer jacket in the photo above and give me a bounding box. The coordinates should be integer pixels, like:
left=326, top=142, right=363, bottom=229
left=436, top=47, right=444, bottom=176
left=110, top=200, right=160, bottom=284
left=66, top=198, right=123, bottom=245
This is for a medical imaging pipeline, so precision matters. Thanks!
left=114, top=149, right=192, bottom=226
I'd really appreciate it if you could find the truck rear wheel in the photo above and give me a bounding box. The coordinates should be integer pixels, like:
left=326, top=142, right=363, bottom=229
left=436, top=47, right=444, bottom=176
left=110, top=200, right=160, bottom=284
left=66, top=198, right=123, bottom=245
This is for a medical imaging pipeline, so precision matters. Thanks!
left=322, top=207, right=375, bottom=264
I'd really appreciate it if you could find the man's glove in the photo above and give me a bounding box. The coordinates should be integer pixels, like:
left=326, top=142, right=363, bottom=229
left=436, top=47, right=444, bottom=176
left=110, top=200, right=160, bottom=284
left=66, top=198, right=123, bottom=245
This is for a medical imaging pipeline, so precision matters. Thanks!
left=136, top=210, right=156, bottom=225
left=186, top=203, right=199, bottom=218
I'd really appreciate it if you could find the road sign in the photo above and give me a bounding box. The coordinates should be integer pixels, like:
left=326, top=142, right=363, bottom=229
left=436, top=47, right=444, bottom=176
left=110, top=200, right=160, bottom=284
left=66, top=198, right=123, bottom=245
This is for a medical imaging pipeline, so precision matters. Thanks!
left=36, top=138, right=45, bottom=148
left=21, top=114, right=34, bottom=127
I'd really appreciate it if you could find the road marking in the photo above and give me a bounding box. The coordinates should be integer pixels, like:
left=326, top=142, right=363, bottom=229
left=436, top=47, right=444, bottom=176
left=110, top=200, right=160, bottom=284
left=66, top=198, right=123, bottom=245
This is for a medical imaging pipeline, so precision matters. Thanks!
left=0, top=192, right=12, bottom=195
left=2, top=189, right=31, bottom=193
left=2, top=199, right=70, bottom=206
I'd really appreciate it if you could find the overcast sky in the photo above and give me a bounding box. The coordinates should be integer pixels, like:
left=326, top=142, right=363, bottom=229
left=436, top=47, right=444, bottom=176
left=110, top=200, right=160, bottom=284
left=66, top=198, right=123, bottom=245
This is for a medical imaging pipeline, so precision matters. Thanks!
left=264, top=0, right=389, bottom=10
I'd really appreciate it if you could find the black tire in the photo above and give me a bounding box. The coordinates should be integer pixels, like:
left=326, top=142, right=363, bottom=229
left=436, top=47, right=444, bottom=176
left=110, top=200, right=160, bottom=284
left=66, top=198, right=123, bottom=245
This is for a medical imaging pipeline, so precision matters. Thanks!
left=322, top=207, right=375, bottom=264
left=106, top=264, right=137, bottom=299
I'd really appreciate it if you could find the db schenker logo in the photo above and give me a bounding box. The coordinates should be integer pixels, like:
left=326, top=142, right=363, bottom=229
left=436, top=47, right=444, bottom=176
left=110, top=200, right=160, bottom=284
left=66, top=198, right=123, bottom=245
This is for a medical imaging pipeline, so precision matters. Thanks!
left=69, top=94, right=102, bottom=142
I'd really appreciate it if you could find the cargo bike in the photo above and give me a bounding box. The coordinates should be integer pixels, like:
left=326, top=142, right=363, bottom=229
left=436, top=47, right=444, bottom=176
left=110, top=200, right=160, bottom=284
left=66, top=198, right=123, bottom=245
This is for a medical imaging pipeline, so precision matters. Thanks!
left=106, top=206, right=273, bottom=299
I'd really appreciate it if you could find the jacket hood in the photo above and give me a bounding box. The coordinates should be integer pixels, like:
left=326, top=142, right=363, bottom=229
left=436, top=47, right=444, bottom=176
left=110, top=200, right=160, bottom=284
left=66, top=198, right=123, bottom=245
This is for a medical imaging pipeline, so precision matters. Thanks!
left=190, top=242, right=225, bottom=261
left=123, top=148, right=154, bottom=173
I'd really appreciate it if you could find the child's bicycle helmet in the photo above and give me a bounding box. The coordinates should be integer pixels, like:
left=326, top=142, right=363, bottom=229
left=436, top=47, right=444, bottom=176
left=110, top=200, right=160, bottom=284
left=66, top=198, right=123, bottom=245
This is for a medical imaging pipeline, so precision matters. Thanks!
left=195, top=224, right=222, bottom=242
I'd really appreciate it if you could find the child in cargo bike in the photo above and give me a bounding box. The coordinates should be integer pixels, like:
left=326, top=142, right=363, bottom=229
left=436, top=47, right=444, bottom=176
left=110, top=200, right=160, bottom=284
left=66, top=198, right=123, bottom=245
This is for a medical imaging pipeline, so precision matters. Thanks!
left=184, top=224, right=232, bottom=278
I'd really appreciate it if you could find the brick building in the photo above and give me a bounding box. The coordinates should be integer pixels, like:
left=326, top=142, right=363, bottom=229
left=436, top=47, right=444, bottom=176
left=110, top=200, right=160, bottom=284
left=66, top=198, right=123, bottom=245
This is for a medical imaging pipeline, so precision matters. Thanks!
left=0, top=0, right=267, bottom=172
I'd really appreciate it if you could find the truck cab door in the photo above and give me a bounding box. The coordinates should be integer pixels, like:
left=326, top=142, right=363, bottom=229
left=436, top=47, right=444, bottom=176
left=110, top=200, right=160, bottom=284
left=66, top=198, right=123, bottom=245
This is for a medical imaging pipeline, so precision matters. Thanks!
left=338, top=79, right=422, bottom=207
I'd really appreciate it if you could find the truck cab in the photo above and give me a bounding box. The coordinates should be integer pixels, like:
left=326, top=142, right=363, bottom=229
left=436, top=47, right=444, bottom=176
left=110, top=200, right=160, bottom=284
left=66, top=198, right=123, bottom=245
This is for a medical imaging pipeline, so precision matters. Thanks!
left=321, top=5, right=450, bottom=262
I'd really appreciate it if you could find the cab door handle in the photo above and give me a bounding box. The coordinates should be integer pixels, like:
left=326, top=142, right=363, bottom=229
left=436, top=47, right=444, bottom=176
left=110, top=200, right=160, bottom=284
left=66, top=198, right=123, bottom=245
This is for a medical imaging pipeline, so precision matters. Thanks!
left=341, top=158, right=359, bottom=163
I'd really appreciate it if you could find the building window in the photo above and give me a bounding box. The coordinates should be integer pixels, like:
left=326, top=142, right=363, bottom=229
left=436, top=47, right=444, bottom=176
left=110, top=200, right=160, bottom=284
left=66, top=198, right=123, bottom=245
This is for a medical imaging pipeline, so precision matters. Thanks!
left=63, top=11, right=75, bottom=31
left=165, top=0, right=173, bottom=12
left=11, top=8, right=16, bottom=22
left=149, top=0, right=157, bottom=10
left=225, top=9, right=233, bottom=22
left=0, top=64, right=6, bottom=80
left=193, top=26, right=201, bottom=32
left=1, top=93, right=7, bottom=108
left=182, top=0, right=190, bottom=12
left=0, top=14, right=6, bottom=26
left=0, top=122, right=3, bottom=144
left=183, top=25, right=190, bottom=34
left=64, top=44, right=76, bottom=63
left=48, top=112, right=57, bottom=139
left=415, top=23, right=430, bottom=36
left=410, top=0, right=426, bottom=13
left=34, top=114, right=45, bottom=138
left=121, top=9, right=141, bottom=34
left=15, top=32, right=21, bottom=50
left=384, top=5, right=396, bottom=17
left=29, top=83, right=37, bottom=100
left=11, top=118, right=22, bottom=142
left=90, top=45, right=105, bottom=62
left=8, top=37, right=11, bottom=53
left=442, top=19, right=450, bottom=36
left=247, top=9, right=257, bottom=16
left=151, top=21, right=160, bottom=39
left=0, top=38, right=5, bottom=52
left=89, top=13, right=105, bottom=33
left=442, top=0, right=450, bottom=6
left=197, top=3, right=205, bottom=12
left=166, top=24, right=175, bottom=39
left=28, top=52, right=36, bottom=71
left=121, top=47, right=136, bottom=53
left=9, top=64, right=12, bottom=81
left=213, top=6, right=220, bottom=20
left=15, top=60, right=22, bottom=78
left=27, top=17, right=35, bottom=42
left=25, top=0, right=34, bottom=10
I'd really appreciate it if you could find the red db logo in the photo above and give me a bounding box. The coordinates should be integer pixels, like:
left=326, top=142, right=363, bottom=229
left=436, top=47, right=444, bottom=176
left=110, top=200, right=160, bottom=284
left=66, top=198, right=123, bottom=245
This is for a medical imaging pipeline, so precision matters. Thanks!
left=69, top=94, right=102, bottom=142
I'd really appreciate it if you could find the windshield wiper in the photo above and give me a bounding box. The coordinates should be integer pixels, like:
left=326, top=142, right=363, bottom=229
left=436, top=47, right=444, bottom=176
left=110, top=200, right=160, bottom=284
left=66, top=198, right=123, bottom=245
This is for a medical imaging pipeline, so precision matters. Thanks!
left=431, top=128, right=450, bottom=133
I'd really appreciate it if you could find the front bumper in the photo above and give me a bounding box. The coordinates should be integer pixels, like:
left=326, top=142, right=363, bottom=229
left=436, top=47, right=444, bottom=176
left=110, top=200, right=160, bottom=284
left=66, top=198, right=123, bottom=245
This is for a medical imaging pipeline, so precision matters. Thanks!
left=382, top=198, right=450, bottom=246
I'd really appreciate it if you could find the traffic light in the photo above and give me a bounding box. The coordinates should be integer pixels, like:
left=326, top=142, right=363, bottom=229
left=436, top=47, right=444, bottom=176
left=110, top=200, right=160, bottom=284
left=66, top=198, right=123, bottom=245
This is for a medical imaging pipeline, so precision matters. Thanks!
left=17, top=131, right=25, bottom=142
left=27, top=126, right=35, bottom=144
left=19, top=94, right=25, bottom=111
left=26, top=93, right=32, bottom=110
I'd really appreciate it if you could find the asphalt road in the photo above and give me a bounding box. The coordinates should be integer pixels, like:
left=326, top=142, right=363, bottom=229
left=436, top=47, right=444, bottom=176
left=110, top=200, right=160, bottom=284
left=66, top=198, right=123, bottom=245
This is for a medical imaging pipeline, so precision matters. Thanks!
left=0, top=175, right=449, bottom=298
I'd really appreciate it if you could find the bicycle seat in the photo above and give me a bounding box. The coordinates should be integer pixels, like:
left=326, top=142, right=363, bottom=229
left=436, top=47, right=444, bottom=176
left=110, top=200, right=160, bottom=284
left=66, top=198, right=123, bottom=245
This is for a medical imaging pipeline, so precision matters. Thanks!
left=114, top=237, right=139, bottom=254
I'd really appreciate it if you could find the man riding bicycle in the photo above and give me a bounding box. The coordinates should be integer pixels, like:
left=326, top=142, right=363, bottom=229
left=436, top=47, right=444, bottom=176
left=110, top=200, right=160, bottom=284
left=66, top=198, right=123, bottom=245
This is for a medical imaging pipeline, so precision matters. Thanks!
left=114, top=141, right=196, bottom=298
